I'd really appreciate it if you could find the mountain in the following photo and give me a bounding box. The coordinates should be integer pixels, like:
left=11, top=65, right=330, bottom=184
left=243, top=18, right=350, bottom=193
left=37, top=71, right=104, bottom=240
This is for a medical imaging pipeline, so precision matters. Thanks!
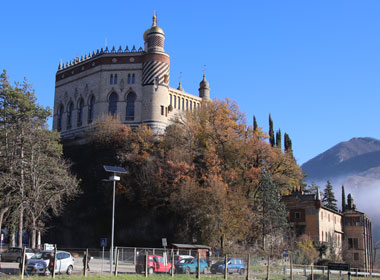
left=302, top=137, right=380, bottom=182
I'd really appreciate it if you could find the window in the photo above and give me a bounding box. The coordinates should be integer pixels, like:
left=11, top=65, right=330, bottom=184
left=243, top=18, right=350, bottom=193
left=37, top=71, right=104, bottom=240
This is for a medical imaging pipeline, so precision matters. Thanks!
left=77, top=98, right=84, bottom=127
left=294, top=212, right=301, bottom=219
left=88, top=96, right=95, bottom=123
left=110, top=74, right=113, bottom=84
left=190, top=100, right=192, bottom=111
left=57, top=105, right=64, bottom=131
left=354, top=253, right=359, bottom=261
left=185, top=99, right=188, bottom=111
left=178, top=96, right=181, bottom=109
left=161, top=105, right=164, bottom=116
left=128, top=74, right=131, bottom=84
left=67, top=102, right=73, bottom=129
left=114, top=74, right=118, bottom=84
left=322, top=231, right=324, bottom=241
left=132, top=73, right=135, bottom=84
left=173, top=95, right=176, bottom=108
left=108, top=92, right=118, bottom=116
left=169, top=94, right=172, bottom=106
left=126, top=92, right=136, bottom=120
left=182, top=98, right=184, bottom=110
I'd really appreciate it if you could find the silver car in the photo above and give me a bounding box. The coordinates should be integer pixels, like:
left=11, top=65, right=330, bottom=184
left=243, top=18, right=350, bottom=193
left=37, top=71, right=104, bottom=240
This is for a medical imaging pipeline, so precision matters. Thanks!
left=26, top=251, right=74, bottom=275
left=0, top=247, right=34, bottom=262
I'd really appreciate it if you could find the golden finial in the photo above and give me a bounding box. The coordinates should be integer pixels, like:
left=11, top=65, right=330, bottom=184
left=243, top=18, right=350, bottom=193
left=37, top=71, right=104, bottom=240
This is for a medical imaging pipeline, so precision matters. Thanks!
left=152, top=11, right=157, bottom=26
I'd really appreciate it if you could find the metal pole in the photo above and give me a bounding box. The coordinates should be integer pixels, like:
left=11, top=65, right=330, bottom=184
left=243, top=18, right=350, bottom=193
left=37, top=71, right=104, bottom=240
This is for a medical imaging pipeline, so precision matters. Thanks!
left=246, top=254, right=250, bottom=280
left=102, top=246, right=104, bottom=273
left=110, top=178, right=116, bottom=274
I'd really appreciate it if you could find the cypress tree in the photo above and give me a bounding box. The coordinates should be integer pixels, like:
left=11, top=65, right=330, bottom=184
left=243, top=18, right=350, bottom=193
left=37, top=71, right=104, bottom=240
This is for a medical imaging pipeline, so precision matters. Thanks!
left=269, top=114, right=275, bottom=147
left=284, top=133, right=293, bottom=153
left=253, top=115, right=258, bottom=131
left=342, top=185, right=346, bottom=212
left=322, top=181, right=338, bottom=211
left=276, top=129, right=281, bottom=149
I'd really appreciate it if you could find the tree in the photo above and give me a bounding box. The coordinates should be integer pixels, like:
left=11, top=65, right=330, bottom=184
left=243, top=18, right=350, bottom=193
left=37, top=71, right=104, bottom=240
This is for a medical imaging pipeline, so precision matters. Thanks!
left=253, top=115, right=258, bottom=131
left=251, top=168, right=289, bottom=250
left=341, top=185, right=346, bottom=212
left=0, top=70, right=79, bottom=248
left=269, top=114, right=274, bottom=147
left=275, top=129, right=281, bottom=149
left=322, top=181, right=338, bottom=211
left=284, top=133, right=292, bottom=153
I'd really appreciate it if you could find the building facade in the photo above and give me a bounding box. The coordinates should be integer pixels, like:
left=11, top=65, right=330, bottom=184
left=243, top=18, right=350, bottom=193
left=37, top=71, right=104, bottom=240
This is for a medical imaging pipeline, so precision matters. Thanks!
left=52, top=15, right=210, bottom=141
left=283, top=189, right=373, bottom=271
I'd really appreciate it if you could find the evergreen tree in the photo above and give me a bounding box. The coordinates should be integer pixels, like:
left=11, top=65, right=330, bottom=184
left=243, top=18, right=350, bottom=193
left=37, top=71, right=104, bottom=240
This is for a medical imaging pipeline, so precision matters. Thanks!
left=342, top=185, right=346, bottom=212
left=269, top=114, right=275, bottom=147
left=284, top=133, right=293, bottom=153
left=276, top=129, right=281, bottom=149
left=322, top=181, right=338, bottom=211
left=253, top=115, right=258, bottom=131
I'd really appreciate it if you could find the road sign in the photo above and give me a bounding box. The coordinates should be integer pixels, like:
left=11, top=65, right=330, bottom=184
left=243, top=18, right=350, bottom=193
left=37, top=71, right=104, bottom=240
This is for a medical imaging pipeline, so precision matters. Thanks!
left=328, top=263, right=350, bottom=271
left=100, top=238, right=107, bottom=248
left=162, top=238, right=167, bottom=247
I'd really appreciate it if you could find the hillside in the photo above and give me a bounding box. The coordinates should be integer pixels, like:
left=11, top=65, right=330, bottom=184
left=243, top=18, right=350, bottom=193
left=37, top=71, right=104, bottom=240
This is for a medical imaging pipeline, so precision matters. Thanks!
left=302, top=137, right=380, bottom=182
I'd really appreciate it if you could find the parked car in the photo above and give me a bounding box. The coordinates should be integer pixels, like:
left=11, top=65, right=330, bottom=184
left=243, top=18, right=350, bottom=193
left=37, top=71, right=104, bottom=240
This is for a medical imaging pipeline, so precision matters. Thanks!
left=0, top=247, right=34, bottom=262
left=175, top=258, right=208, bottom=274
left=26, top=251, right=74, bottom=275
left=135, top=254, right=173, bottom=274
left=210, top=258, right=245, bottom=275
left=174, top=255, right=194, bottom=264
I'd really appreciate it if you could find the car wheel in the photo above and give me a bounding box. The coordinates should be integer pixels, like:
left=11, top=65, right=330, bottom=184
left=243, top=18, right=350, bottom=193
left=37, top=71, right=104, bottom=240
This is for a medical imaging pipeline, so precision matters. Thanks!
left=203, top=267, right=208, bottom=274
left=16, top=257, right=21, bottom=263
left=186, top=267, right=191, bottom=274
left=148, top=267, right=154, bottom=274
left=169, top=267, right=174, bottom=274
left=239, top=268, right=245, bottom=275
left=66, top=265, right=73, bottom=275
left=136, top=267, right=141, bottom=274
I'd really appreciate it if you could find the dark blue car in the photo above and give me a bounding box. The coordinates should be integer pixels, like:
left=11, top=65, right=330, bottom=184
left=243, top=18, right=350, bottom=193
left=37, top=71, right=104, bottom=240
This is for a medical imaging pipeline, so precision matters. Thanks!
left=210, top=258, right=245, bottom=275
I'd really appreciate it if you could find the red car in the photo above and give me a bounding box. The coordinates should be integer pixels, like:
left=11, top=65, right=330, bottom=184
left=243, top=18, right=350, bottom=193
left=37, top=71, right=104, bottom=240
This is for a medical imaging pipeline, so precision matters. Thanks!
left=135, top=254, right=173, bottom=274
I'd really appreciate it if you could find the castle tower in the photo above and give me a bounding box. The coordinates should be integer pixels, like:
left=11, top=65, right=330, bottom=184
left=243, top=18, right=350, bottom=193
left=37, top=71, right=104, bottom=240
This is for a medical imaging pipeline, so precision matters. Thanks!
left=199, top=74, right=210, bottom=101
left=141, top=14, right=170, bottom=133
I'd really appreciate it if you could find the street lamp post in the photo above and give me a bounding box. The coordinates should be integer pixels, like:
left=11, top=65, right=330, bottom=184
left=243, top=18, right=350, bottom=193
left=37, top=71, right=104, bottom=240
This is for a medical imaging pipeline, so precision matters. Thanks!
left=103, top=165, right=127, bottom=274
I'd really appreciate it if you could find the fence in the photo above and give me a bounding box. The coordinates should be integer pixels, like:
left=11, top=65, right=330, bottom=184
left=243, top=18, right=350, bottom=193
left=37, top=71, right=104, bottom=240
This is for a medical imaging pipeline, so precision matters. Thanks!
left=3, top=246, right=380, bottom=278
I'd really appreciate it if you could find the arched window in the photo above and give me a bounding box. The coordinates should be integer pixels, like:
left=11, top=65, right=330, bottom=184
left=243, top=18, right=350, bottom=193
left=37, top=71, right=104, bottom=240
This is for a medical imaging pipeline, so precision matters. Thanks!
left=114, top=74, right=118, bottom=84
left=128, top=74, right=131, bottom=84
left=132, top=73, right=135, bottom=84
left=126, top=92, right=136, bottom=120
left=108, top=92, right=118, bottom=116
left=110, top=74, right=113, bottom=85
left=88, top=96, right=95, bottom=124
left=67, top=101, right=74, bottom=129
left=57, top=105, right=64, bottom=131
left=77, top=98, right=84, bottom=127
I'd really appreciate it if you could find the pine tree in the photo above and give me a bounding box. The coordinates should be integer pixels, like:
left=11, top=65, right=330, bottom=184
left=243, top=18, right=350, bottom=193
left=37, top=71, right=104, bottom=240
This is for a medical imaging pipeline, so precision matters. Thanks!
left=322, top=181, right=338, bottom=211
left=253, top=115, right=258, bottom=131
left=276, top=129, right=281, bottom=149
left=269, top=114, right=275, bottom=147
left=342, top=185, right=346, bottom=212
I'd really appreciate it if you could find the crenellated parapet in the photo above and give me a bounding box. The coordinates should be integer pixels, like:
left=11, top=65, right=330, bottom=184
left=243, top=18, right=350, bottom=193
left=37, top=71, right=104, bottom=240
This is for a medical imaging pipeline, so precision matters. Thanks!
left=58, top=45, right=144, bottom=71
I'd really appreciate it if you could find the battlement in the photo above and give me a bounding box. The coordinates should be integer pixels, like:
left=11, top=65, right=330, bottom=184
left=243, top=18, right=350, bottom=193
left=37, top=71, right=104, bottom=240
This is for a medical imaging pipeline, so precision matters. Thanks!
left=58, top=45, right=144, bottom=71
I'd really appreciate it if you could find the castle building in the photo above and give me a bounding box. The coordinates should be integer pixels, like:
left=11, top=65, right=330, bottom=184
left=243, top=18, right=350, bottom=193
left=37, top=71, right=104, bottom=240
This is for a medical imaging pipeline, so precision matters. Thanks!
left=282, top=189, right=373, bottom=271
left=52, top=15, right=210, bottom=140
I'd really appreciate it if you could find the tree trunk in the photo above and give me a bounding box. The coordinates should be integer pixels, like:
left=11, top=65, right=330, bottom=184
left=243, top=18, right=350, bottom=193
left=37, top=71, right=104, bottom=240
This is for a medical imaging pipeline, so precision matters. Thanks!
left=0, top=207, right=9, bottom=236
left=11, top=232, right=15, bottom=247
left=31, top=229, right=36, bottom=249
left=18, top=203, right=24, bottom=247
left=37, top=231, right=41, bottom=249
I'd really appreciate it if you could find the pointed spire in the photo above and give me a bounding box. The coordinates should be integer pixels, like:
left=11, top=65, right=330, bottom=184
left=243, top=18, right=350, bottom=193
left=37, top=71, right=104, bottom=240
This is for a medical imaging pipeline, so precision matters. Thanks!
left=132, top=45, right=136, bottom=52
left=125, top=45, right=129, bottom=52
left=177, top=81, right=183, bottom=91
left=152, top=11, right=157, bottom=27
left=111, top=46, right=116, bottom=53
left=58, top=59, right=62, bottom=70
left=118, top=45, right=122, bottom=53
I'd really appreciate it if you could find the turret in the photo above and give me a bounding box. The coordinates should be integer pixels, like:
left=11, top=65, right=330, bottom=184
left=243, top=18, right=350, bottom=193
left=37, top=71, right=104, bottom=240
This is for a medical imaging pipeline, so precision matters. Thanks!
left=199, top=74, right=210, bottom=101
left=143, top=13, right=165, bottom=53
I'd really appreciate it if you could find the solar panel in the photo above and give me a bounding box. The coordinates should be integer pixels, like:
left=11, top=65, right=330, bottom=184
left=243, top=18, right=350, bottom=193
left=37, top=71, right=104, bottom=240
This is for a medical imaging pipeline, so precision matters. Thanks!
left=103, top=165, right=127, bottom=174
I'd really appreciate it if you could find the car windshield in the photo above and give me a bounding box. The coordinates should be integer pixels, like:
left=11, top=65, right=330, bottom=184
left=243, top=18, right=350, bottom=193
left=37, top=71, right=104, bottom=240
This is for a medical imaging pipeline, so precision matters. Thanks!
left=31, top=252, right=52, bottom=260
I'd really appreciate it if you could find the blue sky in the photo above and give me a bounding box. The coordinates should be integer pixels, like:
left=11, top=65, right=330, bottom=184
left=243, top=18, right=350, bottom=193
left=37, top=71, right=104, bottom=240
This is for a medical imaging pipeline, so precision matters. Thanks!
left=1, top=0, right=380, bottom=165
